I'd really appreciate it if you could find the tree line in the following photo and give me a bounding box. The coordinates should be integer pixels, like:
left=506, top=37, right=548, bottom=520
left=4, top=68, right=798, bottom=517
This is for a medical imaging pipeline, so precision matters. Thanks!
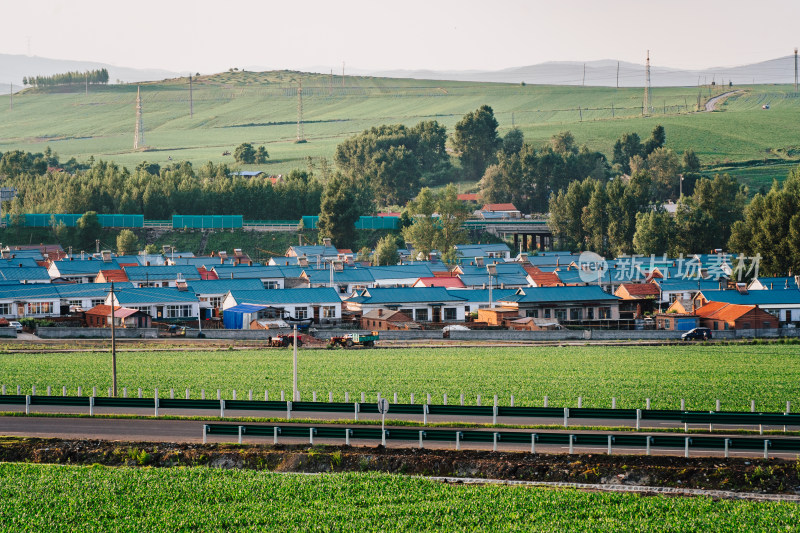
left=23, top=68, right=109, bottom=88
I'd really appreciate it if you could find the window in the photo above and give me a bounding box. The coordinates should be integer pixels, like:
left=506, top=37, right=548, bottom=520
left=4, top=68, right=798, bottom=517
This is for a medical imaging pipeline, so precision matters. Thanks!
left=67, top=300, right=83, bottom=308
left=27, top=302, right=53, bottom=315
left=322, top=306, right=336, bottom=318
left=444, top=308, right=457, bottom=321
left=415, top=308, right=429, bottom=322
left=399, top=309, right=412, bottom=318
left=91, top=299, right=104, bottom=307
left=586, top=307, right=595, bottom=320
left=263, top=281, right=279, bottom=290
left=555, top=309, right=567, bottom=321
left=569, top=308, right=582, bottom=321
left=0, top=303, right=10, bottom=315
left=526, top=309, right=539, bottom=318
left=544, top=309, right=551, bottom=318
left=166, top=305, right=193, bottom=318
left=209, top=296, right=223, bottom=309
left=295, top=307, right=308, bottom=319
left=763, top=321, right=772, bottom=328
left=598, top=307, right=611, bottom=319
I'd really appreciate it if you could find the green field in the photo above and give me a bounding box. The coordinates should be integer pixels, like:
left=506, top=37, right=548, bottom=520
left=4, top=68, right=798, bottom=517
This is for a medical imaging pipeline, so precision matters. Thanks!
left=0, top=464, right=795, bottom=531
left=2, top=71, right=799, bottom=183
left=2, top=344, right=798, bottom=412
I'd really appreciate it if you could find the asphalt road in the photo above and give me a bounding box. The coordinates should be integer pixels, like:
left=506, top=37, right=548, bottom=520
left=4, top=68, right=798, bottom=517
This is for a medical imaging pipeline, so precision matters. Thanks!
left=1, top=414, right=797, bottom=460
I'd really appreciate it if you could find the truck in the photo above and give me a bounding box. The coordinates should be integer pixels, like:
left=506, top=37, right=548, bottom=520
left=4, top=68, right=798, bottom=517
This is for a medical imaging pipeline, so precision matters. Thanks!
left=328, top=331, right=379, bottom=348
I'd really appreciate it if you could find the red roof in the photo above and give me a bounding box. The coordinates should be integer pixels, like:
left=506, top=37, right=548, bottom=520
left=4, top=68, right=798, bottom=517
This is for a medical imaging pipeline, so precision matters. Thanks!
left=98, top=269, right=129, bottom=283
left=695, top=302, right=758, bottom=321
left=523, top=265, right=563, bottom=286
left=457, top=193, right=480, bottom=202
left=85, top=304, right=141, bottom=318
left=337, top=249, right=354, bottom=254
left=198, top=266, right=218, bottom=280
left=482, top=203, right=518, bottom=212
left=616, top=283, right=660, bottom=298
left=375, top=212, right=401, bottom=217
left=413, top=276, right=466, bottom=288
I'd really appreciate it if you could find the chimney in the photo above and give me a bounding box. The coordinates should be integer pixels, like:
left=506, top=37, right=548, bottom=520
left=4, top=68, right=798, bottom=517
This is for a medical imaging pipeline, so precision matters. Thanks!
left=378, top=309, right=383, bottom=317
left=248, top=260, right=253, bottom=266
left=323, top=237, right=332, bottom=247
left=221, top=256, right=225, bottom=265
left=101, top=250, right=112, bottom=262
left=176, top=277, right=188, bottom=291
left=146, top=261, right=150, bottom=266
left=771, top=282, right=774, bottom=290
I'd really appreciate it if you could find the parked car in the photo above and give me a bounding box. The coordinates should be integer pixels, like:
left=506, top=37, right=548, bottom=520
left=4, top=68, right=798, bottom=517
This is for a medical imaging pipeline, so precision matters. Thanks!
left=681, top=327, right=712, bottom=341
left=9, top=321, right=23, bottom=333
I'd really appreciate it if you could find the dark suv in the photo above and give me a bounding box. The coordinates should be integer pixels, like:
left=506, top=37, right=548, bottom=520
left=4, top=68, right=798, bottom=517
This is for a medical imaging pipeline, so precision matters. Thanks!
left=681, top=327, right=712, bottom=341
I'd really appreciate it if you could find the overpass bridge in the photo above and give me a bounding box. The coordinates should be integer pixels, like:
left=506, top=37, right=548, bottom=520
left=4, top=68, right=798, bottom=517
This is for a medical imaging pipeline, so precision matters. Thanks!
left=463, top=219, right=554, bottom=251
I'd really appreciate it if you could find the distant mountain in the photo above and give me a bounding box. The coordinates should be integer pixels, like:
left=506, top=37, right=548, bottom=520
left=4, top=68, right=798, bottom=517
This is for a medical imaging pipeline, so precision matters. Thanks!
left=0, top=54, right=182, bottom=90
left=361, top=56, right=798, bottom=87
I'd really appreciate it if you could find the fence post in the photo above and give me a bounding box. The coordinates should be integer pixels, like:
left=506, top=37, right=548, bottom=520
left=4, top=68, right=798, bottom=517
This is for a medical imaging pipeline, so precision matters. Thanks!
left=636, top=409, right=641, bottom=431
left=138, top=388, right=142, bottom=399
left=409, top=393, right=413, bottom=404
left=764, top=440, right=770, bottom=459
left=510, top=395, right=515, bottom=407
left=531, top=434, right=537, bottom=454
left=751, top=400, right=755, bottom=413
left=646, top=436, right=651, bottom=456
left=331, top=392, right=335, bottom=403
left=493, top=432, right=498, bottom=452
left=32, top=385, right=36, bottom=396
left=1, top=385, right=4, bottom=395
left=47, top=386, right=51, bottom=396
left=563, top=407, right=569, bottom=428
left=787, top=401, right=791, bottom=414
left=443, top=393, right=447, bottom=405
left=680, top=398, right=685, bottom=411
left=477, top=394, right=481, bottom=406
left=92, top=386, right=96, bottom=397
left=265, top=390, right=269, bottom=401
left=427, top=393, right=431, bottom=405
left=309, top=427, right=315, bottom=445
left=274, top=427, right=280, bottom=445
left=345, top=392, right=350, bottom=402
left=281, top=390, right=285, bottom=401
left=456, top=431, right=462, bottom=451
left=203, top=424, right=208, bottom=444
left=17, top=385, right=21, bottom=395
left=362, top=392, right=366, bottom=403
left=354, top=402, right=359, bottom=421
left=313, top=391, right=317, bottom=402
left=578, top=396, right=582, bottom=408
left=645, top=398, right=650, bottom=410
left=684, top=437, right=690, bottom=458
left=419, top=431, right=425, bottom=449
left=569, top=435, right=574, bottom=454
left=25, top=395, right=30, bottom=415
left=186, top=388, right=190, bottom=400
left=612, top=397, right=616, bottom=409
left=607, top=435, right=613, bottom=455
left=217, top=389, right=221, bottom=400
left=154, top=390, right=159, bottom=417
left=381, top=428, right=386, bottom=447
left=492, top=405, right=498, bottom=425
left=249, top=390, right=252, bottom=401
left=220, top=399, right=225, bottom=418
left=287, top=401, right=292, bottom=420
left=544, top=395, right=548, bottom=408
left=238, top=426, right=244, bottom=445
left=123, top=387, right=127, bottom=398
left=724, top=438, right=730, bottom=458
left=460, top=393, right=464, bottom=406
left=423, top=404, right=429, bottom=425
left=716, top=399, right=720, bottom=412
left=170, top=388, right=174, bottom=399
left=494, top=395, right=498, bottom=407
left=345, top=428, right=351, bottom=446
left=89, top=396, right=94, bottom=416
left=232, top=390, right=236, bottom=401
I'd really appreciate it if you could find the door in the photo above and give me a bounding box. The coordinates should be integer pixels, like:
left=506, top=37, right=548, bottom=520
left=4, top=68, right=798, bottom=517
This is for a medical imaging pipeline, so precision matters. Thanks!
left=432, top=307, right=441, bottom=323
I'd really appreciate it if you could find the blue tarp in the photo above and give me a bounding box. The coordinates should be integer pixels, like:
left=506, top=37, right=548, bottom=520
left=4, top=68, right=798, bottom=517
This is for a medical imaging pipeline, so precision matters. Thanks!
left=223, top=303, right=268, bottom=329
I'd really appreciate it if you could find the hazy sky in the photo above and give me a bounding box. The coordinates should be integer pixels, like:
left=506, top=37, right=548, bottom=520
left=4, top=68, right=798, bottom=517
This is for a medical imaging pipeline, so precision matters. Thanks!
left=3, top=0, right=798, bottom=73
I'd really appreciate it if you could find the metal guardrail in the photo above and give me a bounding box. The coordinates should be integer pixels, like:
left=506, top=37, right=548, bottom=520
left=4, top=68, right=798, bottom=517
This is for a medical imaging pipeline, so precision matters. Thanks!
left=203, top=423, right=799, bottom=458
left=3, top=394, right=800, bottom=432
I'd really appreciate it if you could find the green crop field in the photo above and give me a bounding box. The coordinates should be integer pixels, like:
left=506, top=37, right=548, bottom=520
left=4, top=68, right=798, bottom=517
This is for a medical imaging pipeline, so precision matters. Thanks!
left=1, top=71, right=799, bottom=184
left=2, top=344, right=798, bottom=412
left=0, top=464, right=795, bottom=531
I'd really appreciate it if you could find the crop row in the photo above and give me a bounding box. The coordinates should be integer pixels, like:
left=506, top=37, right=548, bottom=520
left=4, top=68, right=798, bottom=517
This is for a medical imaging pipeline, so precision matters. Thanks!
left=0, top=464, right=796, bottom=531
left=1, top=345, right=798, bottom=412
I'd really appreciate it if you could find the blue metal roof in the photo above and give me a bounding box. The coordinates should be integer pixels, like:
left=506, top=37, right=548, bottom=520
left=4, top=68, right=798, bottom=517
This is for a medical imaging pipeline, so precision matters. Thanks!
left=698, top=289, right=800, bottom=305
left=303, top=269, right=375, bottom=284
left=458, top=274, right=529, bottom=287
left=51, top=259, right=120, bottom=275
left=655, top=279, right=720, bottom=291
left=213, top=265, right=296, bottom=279
left=56, top=282, right=135, bottom=298
left=228, top=288, right=341, bottom=305
left=444, top=289, right=518, bottom=302
left=455, top=243, right=511, bottom=257
left=347, top=287, right=468, bottom=304
left=288, top=245, right=339, bottom=258
left=500, top=286, right=620, bottom=304
left=124, top=266, right=201, bottom=281
left=0, top=266, right=51, bottom=281
left=366, top=264, right=434, bottom=280
left=752, top=277, right=799, bottom=290
left=0, top=284, right=61, bottom=300
left=188, top=279, right=264, bottom=294
left=0, top=258, right=40, bottom=268
left=224, top=303, right=270, bottom=313
left=114, top=287, right=200, bottom=304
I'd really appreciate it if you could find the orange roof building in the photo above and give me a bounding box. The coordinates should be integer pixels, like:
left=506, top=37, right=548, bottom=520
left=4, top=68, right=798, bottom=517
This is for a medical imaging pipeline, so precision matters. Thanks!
left=694, top=302, right=779, bottom=330
left=412, top=276, right=466, bottom=289
left=614, top=283, right=661, bottom=300
left=95, top=269, right=129, bottom=284
left=523, top=265, right=563, bottom=287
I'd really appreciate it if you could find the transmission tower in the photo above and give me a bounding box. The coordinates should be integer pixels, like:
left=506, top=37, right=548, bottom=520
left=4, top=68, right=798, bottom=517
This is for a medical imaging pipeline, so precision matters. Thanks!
left=794, top=48, right=798, bottom=95
left=643, top=50, right=651, bottom=115
left=296, top=79, right=306, bottom=143
left=189, top=74, right=193, bottom=117
left=133, top=86, right=144, bottom=149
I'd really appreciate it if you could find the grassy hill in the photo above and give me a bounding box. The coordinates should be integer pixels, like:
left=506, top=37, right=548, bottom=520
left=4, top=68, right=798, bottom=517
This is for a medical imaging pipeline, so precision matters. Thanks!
left=1, top=71, right=799, bottom=191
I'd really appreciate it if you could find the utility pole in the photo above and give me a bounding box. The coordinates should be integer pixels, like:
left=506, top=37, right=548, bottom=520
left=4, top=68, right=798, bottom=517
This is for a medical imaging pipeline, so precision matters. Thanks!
left=329, top=69, right=333, bottom=96
left=342, top=61, right=345, bottom=88
left=108, top=281, right=118, bottom=397
left=85, top=73, right=88, bottom=96
left=296, top=78, right=305, bottom=142
left=9, top=83, right=11, bottom=111
left=616, top=61, right=619, bottom=89
left=643, top=50, right=651, bottom=115
left=293, top=324, right=299, bottom=401
left=189, top=74, right=193, bottom=117
left=134, top=86, right=144, bottom=149
left=582, top=63, right=586, bottom=86
left=795, top=48, right=798, bottom=95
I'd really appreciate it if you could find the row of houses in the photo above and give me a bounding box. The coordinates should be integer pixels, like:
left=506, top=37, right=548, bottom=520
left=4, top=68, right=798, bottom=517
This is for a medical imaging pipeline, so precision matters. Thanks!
left=0, top=242, right=798, bottom=332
